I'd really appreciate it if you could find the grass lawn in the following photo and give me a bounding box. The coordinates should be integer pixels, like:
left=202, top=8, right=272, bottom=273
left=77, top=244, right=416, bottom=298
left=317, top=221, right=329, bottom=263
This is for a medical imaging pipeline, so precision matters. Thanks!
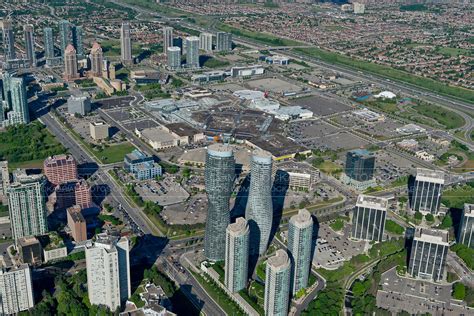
left=316, top=161, right=342, bottom=175
left=413, top=102, right=465, bottom=130
left=8, top=159, right=47, bottom=170
left=192, top=272, right=245, bottom=316
left=385, top=220, right=405, bottom=235
left=93, top=143, right=134, bottom=164
left=329, top=218, right=345, bottom=231
left=441, top=184, right=474, bottom=209
left=436, top=46, right=472, bottom=57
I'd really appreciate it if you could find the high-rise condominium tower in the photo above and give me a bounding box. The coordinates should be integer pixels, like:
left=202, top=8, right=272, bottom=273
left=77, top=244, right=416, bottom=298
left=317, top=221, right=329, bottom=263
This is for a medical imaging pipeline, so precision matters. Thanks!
left=225, top=217, right=249, bottom=293
left=2, top=20, right=15, bottom=60
left=23, top=25, right=36, bottom=66
left=458, top=204, right=474, bottom=248
left=0, top=264, right=34, bottom=314
left=408, top=228, right=448, bottom=282
left=64, top=44, right=79, bottom=81
left=59, top=20, right=70, bottom=57
left=216, top=32, right=232, bottom=52
left=71, top=25, right=83, bottom=57
left=410, top=168, right=445, bottom=215
left=90, top=42, right=103, bottom=77
left=7, top=173, right=48, bottom=241
left=246, top=149, right=273, bottom=256
left=43, top=154, right=78, bottom=186
left=185, top=36, right=200, bottom=69
left=120, top=22, right=132, bottom=65
left=167, top=46, right=181, bottom=70
left=162, top=26, right=173, bottom=54
left=43, top=27, right=55, bottom=61
left=264, top=249, right=291, bottom=316
left=86, top=233, right=131, bottom=311
left=288, top=209, right=313, bottom=295
left=204, top=144, right=235, bottom=261
left=8, top=76, right=30, bottom=125
left=199, top=32, right=213, bottom=51
left=351, top=194, right=388, bottom=242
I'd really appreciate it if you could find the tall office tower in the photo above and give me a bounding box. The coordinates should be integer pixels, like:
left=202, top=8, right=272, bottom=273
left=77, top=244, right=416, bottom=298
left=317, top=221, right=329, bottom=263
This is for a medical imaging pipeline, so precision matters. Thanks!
left=345, top=149, right=375, bottom=182
left=0, top=264, right=35, bottom=314
left=199, top=32, right=213, bottom=51
left=408, top=228, right=448, bottom=282
left=204, top=144, right=235, bottom=261
left=86, top=233, right=131, bottom=311
left=7, top=174, right=48, bottom=241
left=43, top=154, right=78, bottom=186
left=410, top=168, right=445, bottom=215
left=185, top=36, right=200, bottom=69
left=245, top=149, right=273, bottom=256
left=64, top=44, right=79, bottom=81
left=59, top=20, right=70, bottom=57
left=458, top=204, right=474, bottom=248
left=225, top=217, right=249, bottom=293
left=1, top=20, right=16, bottom=60
left=90, top=42, right=103, bottom=77
left=8, top=77, right=29, bottom=125
left=43, top=27, right=55, bottom=61
left=264, top=249, right=291, bottom=316
left=23, top=25, right=36, bottom=67
left=167, top=46, right=181, bottom=70
left=351, top=194, right=388, bottom=242
left=162, top=26, right=173, bottom=54
left=288, top=209, right=313, bottom=295
left=216, top=32, right=232, bottom=52
left=120, top=22, right=133, bottom=65
left=67, top=205, right=87, bottom=242
left=75, top=179, right=92, bottom=209
left=71, top=25, right=83, bottom=57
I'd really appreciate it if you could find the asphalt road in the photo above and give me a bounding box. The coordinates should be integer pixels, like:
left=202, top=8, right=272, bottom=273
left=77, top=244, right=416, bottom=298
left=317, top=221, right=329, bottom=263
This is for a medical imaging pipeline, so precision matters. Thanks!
left=37, top=109, right=155, bottom=236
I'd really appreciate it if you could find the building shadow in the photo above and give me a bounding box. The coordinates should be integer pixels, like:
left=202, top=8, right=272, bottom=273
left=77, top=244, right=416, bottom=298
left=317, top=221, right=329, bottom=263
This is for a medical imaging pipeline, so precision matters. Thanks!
left=77, top=162, right=99, bottom=178
left=231, top=174, right=250, bottom=219
left=450, top=207, right=463, bottom=242
left=407, top=174, right=416, bottom=210
left=269, top=170, right=289, bottom=243
left=310, top=215, right=320, bottom=265
left=129, top=235, right=169, bottom=290
left=91, top=183, right=110, bottom=205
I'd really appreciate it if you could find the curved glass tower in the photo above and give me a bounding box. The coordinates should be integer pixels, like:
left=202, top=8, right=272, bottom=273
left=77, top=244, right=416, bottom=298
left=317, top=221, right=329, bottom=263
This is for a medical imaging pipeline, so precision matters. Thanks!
left=246, top=150, right=273, bottom=256
left=204, top=144, right=235, bottom=261
left=288, top=209, right=313, bottom=295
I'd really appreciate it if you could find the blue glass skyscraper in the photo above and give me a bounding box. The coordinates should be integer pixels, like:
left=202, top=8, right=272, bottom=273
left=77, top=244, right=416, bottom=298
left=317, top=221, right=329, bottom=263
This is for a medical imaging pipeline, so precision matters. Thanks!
left=204, top=144, right=235, bottom=261
left=246, top=149, right=273, bottom=256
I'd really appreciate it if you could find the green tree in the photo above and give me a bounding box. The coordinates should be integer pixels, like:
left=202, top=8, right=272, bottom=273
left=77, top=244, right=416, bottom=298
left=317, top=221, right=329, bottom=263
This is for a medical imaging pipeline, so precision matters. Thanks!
left=425, top=213, right=434, bottom=222
left=453, top=282, right=466, bottom=300
left=414, top=211, right=423, bottom=220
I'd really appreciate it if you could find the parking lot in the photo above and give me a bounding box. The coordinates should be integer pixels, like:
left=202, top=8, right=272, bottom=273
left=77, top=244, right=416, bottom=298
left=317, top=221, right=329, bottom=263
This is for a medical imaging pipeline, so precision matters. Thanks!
left=161, top=194, right=207, bottom=225
left=93, top=96, right=134, bottom=110
left=377, top=268, right=471, bottom=316
left=246, top=77, right=302, bottom=94
left=291, top=94, right=352, bottom=117
left=301, top=131, right=370, bottom=151
left=313, top=223, right=365, bottom=269
left=288, top=119, right=340, bottom=141
left=135, top=178, right=189, bottom=206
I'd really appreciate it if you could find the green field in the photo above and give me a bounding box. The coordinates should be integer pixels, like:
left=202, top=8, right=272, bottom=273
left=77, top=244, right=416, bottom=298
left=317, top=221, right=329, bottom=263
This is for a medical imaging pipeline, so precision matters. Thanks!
left=0, top=122, right=66, bottom=169
left=441, top=183, right=474, bottom=209
left=436, top=46, right=472, bottom=57
left=413, top=102, right=465, bottom=129
left=295, top=47, right=474, bottom=103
